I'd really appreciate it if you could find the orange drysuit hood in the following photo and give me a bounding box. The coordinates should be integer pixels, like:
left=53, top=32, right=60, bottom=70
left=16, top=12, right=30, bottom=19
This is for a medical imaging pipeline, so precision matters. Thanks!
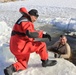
left=19, top=7, right=29, bottom=16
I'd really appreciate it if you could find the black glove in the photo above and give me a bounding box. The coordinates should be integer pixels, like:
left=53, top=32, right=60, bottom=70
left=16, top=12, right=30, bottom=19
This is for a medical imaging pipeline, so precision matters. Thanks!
left=43, top=32, right=51, bottom=41
left=54, top=53, right=61, bottom=58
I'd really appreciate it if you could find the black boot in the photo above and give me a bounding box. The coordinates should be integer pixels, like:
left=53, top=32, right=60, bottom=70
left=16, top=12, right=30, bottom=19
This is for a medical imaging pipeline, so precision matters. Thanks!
left=4, top=65, right=16, bottom=75
left=41, top=59, right=57, bottom=67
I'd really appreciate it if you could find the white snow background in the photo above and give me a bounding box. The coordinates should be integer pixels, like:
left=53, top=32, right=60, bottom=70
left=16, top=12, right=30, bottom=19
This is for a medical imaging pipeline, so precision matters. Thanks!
left=0, top=0, right=76, bottom=75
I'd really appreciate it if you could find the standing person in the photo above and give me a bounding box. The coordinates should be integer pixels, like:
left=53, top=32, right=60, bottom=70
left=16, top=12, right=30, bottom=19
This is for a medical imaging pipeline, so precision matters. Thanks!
left=48, top=35, right=72, bottom=60
left=4, top=7, right=57, bottom=75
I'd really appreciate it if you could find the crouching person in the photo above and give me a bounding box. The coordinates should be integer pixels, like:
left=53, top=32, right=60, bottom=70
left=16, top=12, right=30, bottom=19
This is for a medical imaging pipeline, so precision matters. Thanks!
left=48, top=35, right=72, bottom=60
left=4, top=7, right=57, bottom=75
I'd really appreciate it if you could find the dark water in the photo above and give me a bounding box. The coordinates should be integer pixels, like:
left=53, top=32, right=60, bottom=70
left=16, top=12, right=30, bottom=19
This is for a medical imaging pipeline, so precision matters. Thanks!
left=37, top=24, right=76, bottom=65
left=38, top=24, right=76, bottom=50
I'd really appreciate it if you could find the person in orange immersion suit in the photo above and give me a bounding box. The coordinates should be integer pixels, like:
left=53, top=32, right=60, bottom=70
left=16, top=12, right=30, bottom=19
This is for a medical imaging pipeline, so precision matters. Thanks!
left=4, top=7, right=57, bottom=75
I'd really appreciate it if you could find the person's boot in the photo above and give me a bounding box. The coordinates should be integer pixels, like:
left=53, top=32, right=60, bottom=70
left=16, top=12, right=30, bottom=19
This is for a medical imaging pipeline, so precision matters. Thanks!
left=4, top=65, right=16, bottom=75
left=41, top=59, right=57, bottom=67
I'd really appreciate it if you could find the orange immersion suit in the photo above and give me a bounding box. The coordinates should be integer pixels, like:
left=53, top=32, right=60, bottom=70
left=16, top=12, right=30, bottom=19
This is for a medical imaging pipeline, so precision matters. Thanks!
left=10, top=15, right=48, bottom=71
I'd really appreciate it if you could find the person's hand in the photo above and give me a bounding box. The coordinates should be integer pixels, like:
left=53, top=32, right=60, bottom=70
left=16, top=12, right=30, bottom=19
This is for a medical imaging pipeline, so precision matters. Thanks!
left=54, top=53, right=61, bottom=58
left=43, top=32, right=51, bottom=41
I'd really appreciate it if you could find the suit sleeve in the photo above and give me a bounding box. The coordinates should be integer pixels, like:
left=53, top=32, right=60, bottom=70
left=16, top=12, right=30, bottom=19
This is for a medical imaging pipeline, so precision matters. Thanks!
left=21, top=21, right=43, bottom=38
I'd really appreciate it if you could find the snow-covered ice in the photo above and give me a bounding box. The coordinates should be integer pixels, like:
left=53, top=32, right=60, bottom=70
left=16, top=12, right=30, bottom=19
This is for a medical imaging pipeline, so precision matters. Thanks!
left=0, top=0, right=76, bottom=75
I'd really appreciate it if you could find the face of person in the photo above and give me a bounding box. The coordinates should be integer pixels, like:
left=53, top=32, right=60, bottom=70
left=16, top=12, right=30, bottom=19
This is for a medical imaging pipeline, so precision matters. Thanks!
left=30, top=15, right=38, bottom=23
left=60, top=36, right=67, bottom=45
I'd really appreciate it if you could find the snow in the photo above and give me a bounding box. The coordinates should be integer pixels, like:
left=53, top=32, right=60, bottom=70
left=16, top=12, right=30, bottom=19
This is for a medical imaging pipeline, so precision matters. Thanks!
left=0, top=0, right=76, bottom=75
left=51, top=17, right=76, bottom=32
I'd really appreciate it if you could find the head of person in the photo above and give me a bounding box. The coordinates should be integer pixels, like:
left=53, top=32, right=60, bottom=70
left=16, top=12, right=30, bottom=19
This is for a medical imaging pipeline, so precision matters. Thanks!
left=59, top=35, right=67, bottom=45
left=28, top=9, right=39, bottom=23
left=19, top=7, right=39, bottom=23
